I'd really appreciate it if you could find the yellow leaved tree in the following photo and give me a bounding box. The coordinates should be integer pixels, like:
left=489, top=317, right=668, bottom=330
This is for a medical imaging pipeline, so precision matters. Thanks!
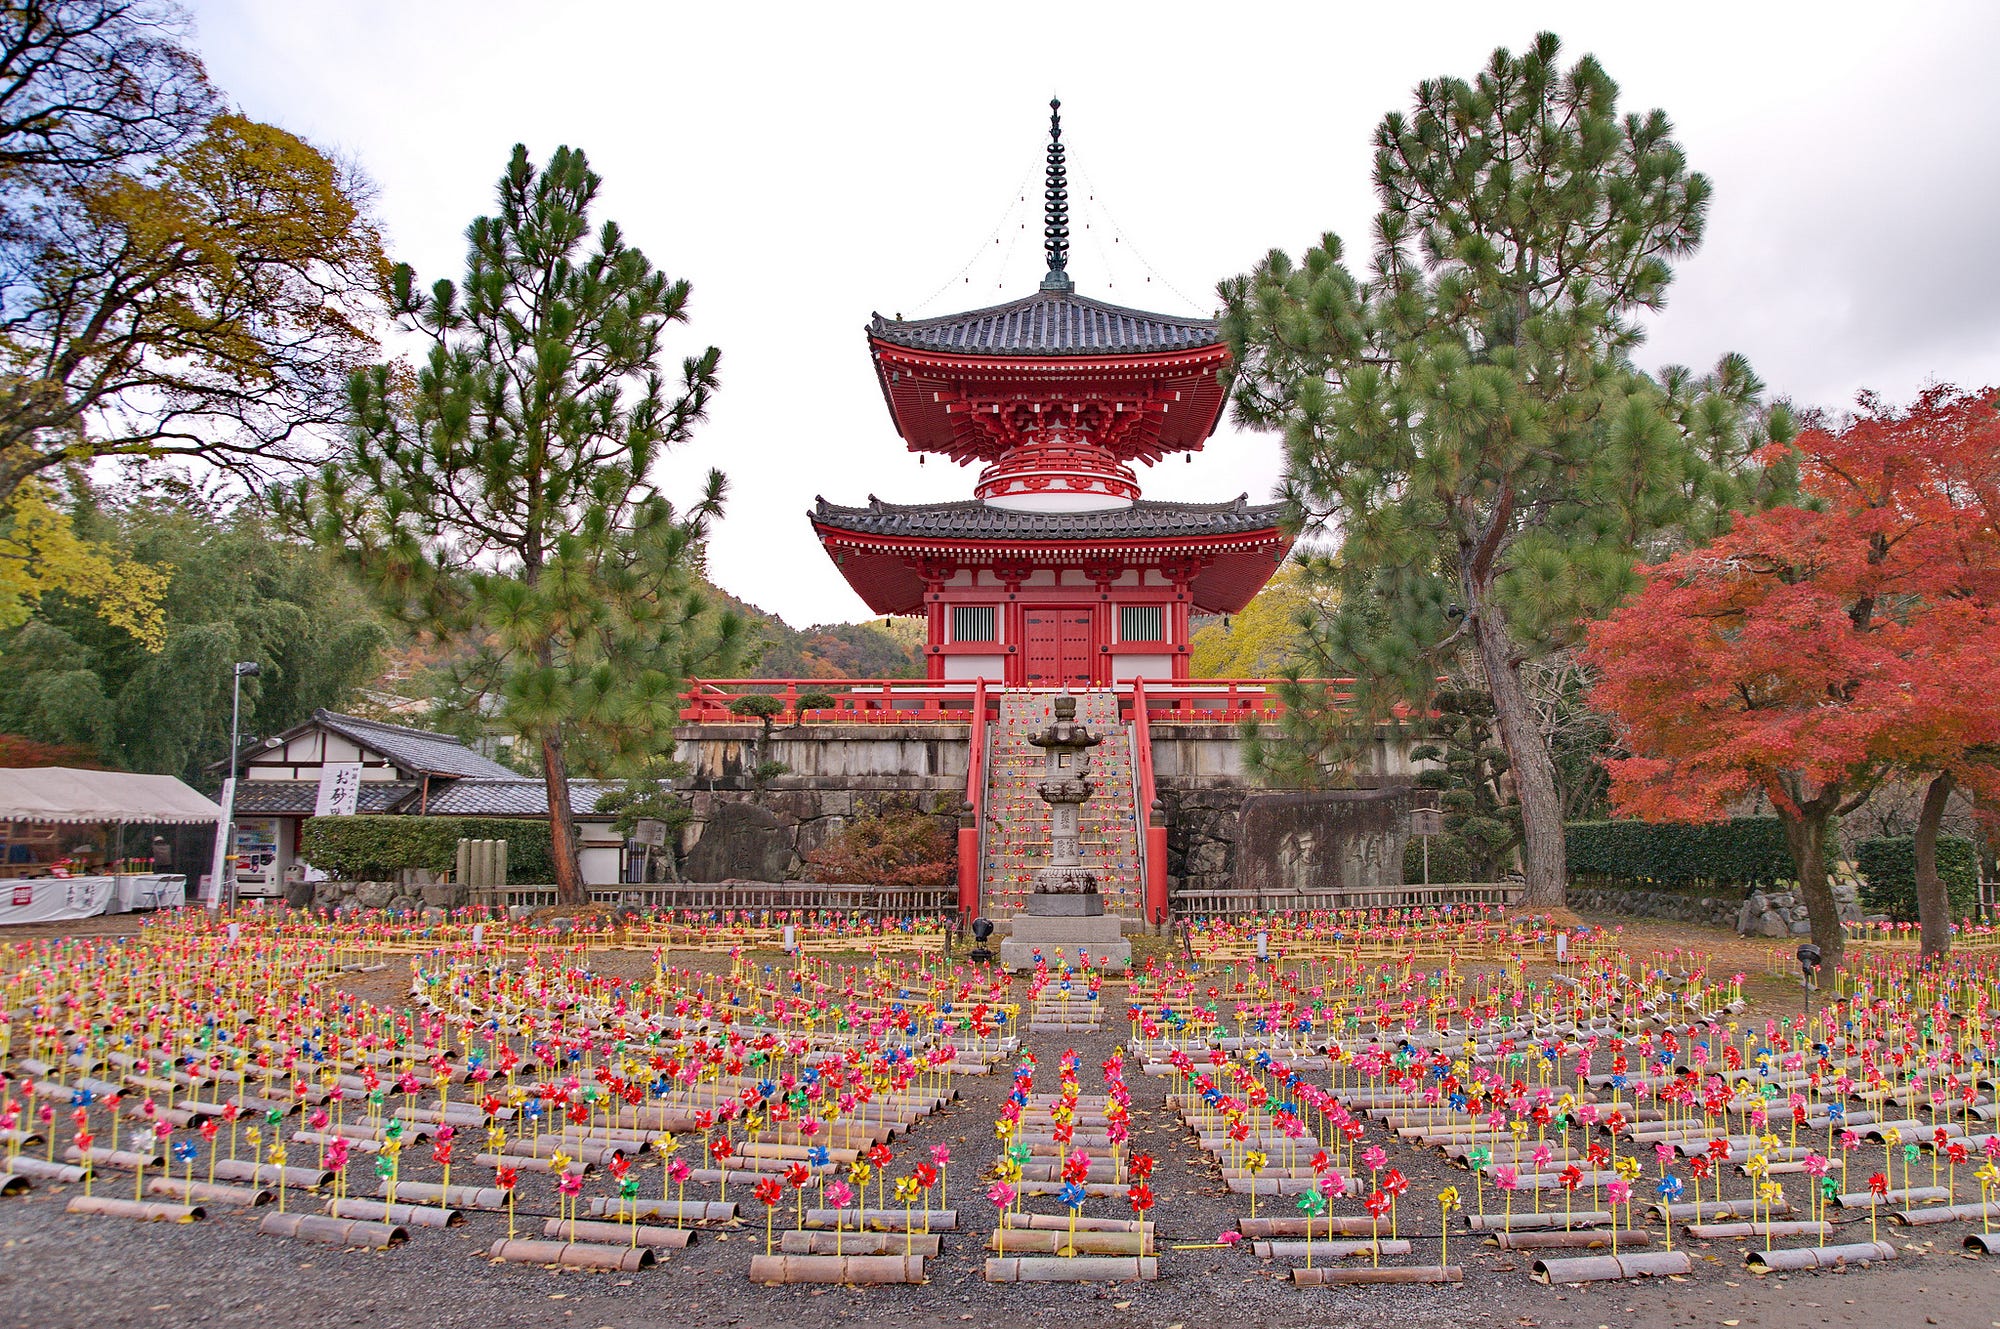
left=1188, top=564, right=1322, bottom=678
left=0, top=482, right=167, bottom=648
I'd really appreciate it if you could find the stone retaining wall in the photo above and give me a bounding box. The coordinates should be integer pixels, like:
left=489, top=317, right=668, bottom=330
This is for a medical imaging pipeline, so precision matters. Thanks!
left=307, top=873, right=463, bottom=918
left=1566, top=880, right=1882, bottom=935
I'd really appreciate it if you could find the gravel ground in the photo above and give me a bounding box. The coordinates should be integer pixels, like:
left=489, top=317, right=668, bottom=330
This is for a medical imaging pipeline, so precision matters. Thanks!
left=2, top=913, right=1996, bottom=1329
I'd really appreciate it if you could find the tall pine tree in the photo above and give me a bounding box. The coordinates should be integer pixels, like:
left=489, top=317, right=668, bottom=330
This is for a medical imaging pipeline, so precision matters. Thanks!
left=285, top=145, right=744, bottom=903
left=1220, top=33, right=1791, bottom=904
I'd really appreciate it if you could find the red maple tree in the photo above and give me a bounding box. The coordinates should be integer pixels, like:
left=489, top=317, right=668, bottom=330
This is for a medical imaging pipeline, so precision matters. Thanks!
left=1586, top=387, right=2000, bottom=962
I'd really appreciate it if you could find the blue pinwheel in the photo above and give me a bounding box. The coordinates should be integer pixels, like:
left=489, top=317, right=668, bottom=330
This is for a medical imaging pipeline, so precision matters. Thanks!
left=1057, top=1181, right=1088, bottom=1210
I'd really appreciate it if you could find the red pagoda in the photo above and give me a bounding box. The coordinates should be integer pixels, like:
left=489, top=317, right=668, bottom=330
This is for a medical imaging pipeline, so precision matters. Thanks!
left=812, top=100, right=1292, bottom=689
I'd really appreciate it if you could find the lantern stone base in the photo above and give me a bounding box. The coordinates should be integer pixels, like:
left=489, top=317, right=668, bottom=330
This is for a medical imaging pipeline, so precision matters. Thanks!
left=999, top=902, right=1130, bottom=973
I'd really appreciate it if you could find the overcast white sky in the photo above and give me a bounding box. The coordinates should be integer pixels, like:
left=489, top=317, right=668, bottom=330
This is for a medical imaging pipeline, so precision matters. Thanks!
left=185, top=1, right=2000, bottom=628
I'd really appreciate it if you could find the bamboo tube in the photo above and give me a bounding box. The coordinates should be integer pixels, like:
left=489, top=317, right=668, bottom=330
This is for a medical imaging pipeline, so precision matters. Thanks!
left=258, top=1213, right=405, bottom=1248
left=329, top=1198, right=461, bottom=1227
left=488, top=1239, right=656, bottom=1270
left=1292, top=1265, right=1462, bottom=1285
left=983, top=1256, right=1157, bottom=1282
left=539, top=1218, right=693, bottom=1248
left=748, top=1254, right=924, bottom=1284
left=1746, top=1242, right=1897, bottom=1271
left=1495, top=1230, right=1653, bottom=1250
left=66, top=1196, right=203, bottom=1222
left=779, top=1231, right=940, bottom=1257
left=1532, top=1251, right=1693, bottom=1283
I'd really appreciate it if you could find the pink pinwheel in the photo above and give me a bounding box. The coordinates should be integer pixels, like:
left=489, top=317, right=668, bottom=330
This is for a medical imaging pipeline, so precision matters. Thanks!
left=825, top=1180, right=853, bottom=1209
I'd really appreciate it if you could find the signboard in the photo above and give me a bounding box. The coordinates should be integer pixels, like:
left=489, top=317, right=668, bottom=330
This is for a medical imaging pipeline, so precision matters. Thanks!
left=1410, top=808, right=1445, bottom=837
left=631, top=819, right=669, bottom=848
left=314, top=762, right=364, bottom=817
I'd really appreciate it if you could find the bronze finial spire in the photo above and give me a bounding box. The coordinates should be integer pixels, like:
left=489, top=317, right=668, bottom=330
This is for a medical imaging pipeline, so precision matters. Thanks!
left=1040, top=97, right=1073, bottom=294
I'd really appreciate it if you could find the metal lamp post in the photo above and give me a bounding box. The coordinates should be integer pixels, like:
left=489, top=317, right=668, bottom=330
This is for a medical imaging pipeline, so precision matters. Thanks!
left=206, top=661, right=259, bottom=913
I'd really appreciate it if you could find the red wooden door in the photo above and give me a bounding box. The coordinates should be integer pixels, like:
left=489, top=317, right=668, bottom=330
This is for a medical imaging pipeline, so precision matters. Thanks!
left=1023, top=607, right=1094, bottom=688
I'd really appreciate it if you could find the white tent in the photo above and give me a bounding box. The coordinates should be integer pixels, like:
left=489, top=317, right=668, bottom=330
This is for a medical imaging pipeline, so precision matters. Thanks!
left=0, top=767, right=221, bottom=824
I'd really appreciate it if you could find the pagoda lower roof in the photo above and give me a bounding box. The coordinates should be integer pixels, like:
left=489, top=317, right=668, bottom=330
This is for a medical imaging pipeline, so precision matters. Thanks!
left=812, top=495, right=1285, bottom=540
left=812, top=496, right=1293, bottom=616
left=870, top=291, right=1219, bottom=357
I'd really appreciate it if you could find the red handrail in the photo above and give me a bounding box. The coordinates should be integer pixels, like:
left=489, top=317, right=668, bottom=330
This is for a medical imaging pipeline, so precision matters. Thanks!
left=957, top=677, right=987, bottom=919
left=1131, top=678, right=1168, bottom=925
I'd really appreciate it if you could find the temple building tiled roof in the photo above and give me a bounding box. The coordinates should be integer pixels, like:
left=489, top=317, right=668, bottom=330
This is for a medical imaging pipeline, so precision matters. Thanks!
left=869, top=291, right=1219, bottom=358
left=812, top=495, right=1285, bottom=540
left=419, top=779, right=621, bottom=818
left=228, top=779, right=421, bottom=816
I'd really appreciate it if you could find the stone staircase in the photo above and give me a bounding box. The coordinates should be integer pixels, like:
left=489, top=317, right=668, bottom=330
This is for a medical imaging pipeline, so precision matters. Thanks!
left=978, top=691, right=1142, bottom=916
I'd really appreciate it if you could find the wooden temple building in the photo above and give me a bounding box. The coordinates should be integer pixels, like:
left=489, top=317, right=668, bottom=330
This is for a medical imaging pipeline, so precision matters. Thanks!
left=676, top=103, right=1422, bottom=927
left=811, top=100, right=1292, bottom=688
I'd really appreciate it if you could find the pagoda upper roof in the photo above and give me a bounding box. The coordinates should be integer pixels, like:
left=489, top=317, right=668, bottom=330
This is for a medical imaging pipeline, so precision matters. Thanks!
left=812, top=495, right=1285, bottom=540
left=870, top=290, right=1220, bottom=359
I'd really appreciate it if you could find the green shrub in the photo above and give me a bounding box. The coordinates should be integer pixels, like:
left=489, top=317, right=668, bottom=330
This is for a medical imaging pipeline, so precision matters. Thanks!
left=1564, top=818, right=1792, bottom=890
left=1854, top=836, right=1979, bottom=923
left=300, top=816, right=554, bottom=882
left=1402, top=831, right=1477, bottom=884
left=729, top=694, right=785, bottom=721
left=801, top=797, right=955, bottom=886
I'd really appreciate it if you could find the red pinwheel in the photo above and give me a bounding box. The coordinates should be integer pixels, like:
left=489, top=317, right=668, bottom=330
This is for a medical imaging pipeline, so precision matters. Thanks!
left=1127, top=1182, right=1155, bottom=1215
left=1129, top=1152, right=1157, bottom=1181
left=1365, top=1189, right=1391, bottom=1219
left=753, top=1176, right=783, bottom=1206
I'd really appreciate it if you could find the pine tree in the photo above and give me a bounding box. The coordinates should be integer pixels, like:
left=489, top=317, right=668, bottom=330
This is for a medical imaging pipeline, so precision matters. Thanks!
left=285, top=145, right=744, bottom=904
left=1219, top=33, right=1792, bottom=905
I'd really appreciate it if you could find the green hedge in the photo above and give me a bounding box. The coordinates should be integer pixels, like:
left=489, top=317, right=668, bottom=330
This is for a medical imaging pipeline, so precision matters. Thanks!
left=300, top=816, right=554, bottom=882
left=1855, top=836, right=1979, bottom=923
left=1564, top=817, right=1792, bottom=890
left=1402, top=831, right=1477, bottom=884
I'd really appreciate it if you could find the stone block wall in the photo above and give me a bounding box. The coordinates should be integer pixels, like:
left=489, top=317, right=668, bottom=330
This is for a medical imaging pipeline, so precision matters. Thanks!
left=1564, top=881, right=1883, bottom=934
left=679, top=787, right=962, bottom=883
left=1157, top=781, right=1413, bottom=900
left=672, top=722, right=966, bottom=883
left=307, top=872, right=463, bottom=918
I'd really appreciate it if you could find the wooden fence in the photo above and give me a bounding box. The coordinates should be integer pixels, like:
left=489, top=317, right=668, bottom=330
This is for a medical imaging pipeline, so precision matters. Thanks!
left=464, top=881, right=958, bottom=919
left=1171, top=883, right=1525, bottom=919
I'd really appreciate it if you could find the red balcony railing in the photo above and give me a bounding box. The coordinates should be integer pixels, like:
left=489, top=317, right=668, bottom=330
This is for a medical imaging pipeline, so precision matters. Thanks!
left=676, top=677, right=1357, bottom=725
left=677, top=678, right=998, bottom=724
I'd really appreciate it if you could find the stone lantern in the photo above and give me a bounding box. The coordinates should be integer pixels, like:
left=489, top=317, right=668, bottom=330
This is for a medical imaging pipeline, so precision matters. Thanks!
left=999, top=693, right=1131, bottom=972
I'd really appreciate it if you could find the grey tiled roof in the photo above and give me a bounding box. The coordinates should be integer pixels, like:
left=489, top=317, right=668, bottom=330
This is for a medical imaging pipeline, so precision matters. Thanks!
left=419, top=779, right=621, bottom=818
left=230, top=780, right=419, bottom=815
left=870, top=291, right=1219, bottom=357
left=813, top=496, right=1287, bottom=540
left=313, top=711, right=519, bottom=779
